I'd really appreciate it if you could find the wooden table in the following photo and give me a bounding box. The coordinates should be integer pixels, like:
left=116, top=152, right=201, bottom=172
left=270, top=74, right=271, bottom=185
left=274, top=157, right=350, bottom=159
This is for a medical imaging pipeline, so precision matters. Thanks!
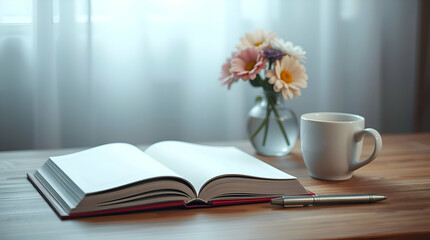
left=1, top=134, right=429, bottom=239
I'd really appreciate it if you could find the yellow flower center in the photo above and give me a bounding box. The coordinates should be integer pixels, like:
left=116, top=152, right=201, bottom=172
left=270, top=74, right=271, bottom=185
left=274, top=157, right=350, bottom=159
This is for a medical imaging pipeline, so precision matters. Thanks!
left=280, top=70, right=293, bottom=83
left=229, top=65, right=232, bottom=73
left=254, top=42, right=263, bottom=47
left=245, top=61, right=256, bottom=71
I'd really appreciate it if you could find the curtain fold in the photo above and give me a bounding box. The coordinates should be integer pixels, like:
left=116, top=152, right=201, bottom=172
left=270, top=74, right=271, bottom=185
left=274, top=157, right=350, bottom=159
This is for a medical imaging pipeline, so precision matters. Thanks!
left=0, top=0, right=419, bottom=150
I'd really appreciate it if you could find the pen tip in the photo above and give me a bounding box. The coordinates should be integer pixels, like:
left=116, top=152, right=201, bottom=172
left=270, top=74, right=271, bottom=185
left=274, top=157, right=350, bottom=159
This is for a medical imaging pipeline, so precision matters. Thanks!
left=372, top=194, right=387, bottom=202
left=271, top=197, right=283, bottom=205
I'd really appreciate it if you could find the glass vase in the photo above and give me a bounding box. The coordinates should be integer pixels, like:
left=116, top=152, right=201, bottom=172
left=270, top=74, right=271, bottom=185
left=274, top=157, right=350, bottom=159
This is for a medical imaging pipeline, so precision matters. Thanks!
left=247, top=90, right=298, bottom=156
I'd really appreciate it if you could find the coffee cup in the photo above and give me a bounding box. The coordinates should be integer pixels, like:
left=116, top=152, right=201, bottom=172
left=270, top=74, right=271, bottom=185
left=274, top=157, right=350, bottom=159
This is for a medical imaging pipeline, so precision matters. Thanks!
left=300, top=112, right=382, bottom=181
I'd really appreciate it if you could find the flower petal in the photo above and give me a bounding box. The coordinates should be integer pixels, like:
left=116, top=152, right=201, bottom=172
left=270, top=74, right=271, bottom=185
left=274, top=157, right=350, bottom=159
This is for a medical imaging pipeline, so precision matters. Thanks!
left=281, top=88, right=290, bottom=99
left=275, top=60, right=282, bottom=78
left=297, top=81, right=308, bottom=88
left=265, top=70, right=275, bottom=78
left=274, top=80, right=283, bottom=91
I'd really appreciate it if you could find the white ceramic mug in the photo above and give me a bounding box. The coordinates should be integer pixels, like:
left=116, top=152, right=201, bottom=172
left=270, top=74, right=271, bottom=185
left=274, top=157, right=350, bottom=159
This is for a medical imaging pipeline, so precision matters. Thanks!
left=300, top=112, right=382, bottom=181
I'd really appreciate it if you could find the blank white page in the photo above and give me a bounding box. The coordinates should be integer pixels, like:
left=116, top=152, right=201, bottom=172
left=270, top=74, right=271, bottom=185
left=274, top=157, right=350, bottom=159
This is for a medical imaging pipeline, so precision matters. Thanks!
left=144, top=141, right=296, bottom=193
left=50, top=143, right=182, bottom=194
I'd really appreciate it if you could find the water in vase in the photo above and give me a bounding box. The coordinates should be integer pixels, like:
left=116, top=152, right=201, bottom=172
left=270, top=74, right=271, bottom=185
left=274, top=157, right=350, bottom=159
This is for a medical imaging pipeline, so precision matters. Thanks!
left=248, top=113, right=298, bottom=156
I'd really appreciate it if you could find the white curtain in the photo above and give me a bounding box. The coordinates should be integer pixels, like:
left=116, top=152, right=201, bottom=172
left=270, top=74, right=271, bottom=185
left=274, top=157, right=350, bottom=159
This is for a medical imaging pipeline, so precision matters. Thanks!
left=0, top=0, right=418, bottom=150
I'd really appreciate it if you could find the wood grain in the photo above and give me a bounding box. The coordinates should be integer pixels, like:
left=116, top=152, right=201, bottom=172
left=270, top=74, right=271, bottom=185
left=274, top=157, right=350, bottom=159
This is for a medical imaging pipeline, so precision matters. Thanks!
left=0, top=134, right=429, bottom=239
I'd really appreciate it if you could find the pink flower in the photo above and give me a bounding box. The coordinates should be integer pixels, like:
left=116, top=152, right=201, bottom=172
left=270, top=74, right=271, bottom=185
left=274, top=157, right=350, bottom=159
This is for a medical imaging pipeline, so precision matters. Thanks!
left=231, top=48, right=268, bottom=81
left=219, top=53, right=238, bottom=89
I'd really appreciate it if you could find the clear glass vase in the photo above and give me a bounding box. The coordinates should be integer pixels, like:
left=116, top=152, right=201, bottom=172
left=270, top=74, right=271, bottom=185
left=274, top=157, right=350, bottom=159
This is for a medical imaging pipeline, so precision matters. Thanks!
left=247, top=90, right=298, bottom=156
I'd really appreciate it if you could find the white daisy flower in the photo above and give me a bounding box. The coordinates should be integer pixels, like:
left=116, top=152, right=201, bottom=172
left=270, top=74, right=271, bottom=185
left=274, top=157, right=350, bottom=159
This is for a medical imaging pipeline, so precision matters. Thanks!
left=265, top=55, right=308, bottom=100
left=236, top=29, right=277, bottom=50
left=270, top=38, right=306, bottom=63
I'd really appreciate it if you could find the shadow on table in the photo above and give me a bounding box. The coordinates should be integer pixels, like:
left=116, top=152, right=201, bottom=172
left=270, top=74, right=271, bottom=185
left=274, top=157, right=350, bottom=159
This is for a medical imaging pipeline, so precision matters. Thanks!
left=75, top=202, right=272, bottom=224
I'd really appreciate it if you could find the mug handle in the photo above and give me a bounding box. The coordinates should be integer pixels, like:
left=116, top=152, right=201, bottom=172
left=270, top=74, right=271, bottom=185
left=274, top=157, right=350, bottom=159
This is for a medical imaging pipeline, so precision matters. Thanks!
left=349, top=128, right=382, bottom=171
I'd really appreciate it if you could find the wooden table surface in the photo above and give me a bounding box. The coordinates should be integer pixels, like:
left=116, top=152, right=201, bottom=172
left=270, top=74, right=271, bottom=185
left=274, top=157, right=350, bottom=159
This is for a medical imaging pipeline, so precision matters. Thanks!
left=1, top=134, right=429, bottom=239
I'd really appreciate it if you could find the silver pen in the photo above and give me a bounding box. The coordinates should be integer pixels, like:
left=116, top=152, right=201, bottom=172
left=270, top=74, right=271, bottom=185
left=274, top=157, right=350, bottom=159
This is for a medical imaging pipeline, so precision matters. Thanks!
left=271, top=193, right=387, bottom=207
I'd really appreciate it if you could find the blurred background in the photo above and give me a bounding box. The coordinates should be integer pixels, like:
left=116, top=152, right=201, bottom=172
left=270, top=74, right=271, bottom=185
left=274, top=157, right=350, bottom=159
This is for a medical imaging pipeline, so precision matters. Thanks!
left=0, top=0, right=429, bottom=151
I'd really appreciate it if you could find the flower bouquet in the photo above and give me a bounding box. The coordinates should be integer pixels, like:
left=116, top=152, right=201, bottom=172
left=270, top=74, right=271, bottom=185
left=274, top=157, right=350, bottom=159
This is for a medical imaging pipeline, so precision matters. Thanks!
left=219, top=30, right=308, bottom=156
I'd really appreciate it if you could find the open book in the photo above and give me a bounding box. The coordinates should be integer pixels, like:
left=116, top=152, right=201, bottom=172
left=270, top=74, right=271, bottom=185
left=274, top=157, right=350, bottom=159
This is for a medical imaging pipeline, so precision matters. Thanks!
left=28, top=141, right=308, bottom=219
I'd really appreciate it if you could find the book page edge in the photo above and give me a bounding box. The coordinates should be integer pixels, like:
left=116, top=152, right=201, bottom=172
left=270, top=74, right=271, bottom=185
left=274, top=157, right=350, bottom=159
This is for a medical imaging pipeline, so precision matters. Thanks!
left=27, top=172, right=69, bottom=219
left=28, top=171, right=190, bottom=219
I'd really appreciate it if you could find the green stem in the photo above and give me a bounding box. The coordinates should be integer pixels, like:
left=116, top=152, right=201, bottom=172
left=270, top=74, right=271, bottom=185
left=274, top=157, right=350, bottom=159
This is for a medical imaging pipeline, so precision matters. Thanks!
left=249, top=77, right=260, bottom=87
left=254, top=74, right=267, bottom=90
left=262, top=104, right=272, bottom=146
left=250, top=117, right=268, bottom=140
left=268, top=99, right=290, bottom=146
